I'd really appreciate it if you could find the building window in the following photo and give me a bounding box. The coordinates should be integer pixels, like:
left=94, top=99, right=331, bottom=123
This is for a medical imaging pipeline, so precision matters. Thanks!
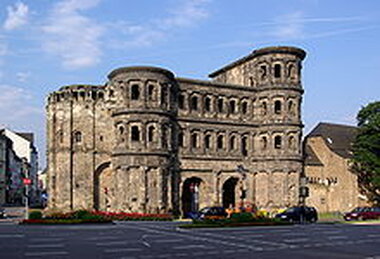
left=261, top=136, right=267, bottom=150
left=74, top=131, right=82, bottom=143
left=274, top=100, right=282, bottom=114
left=260, top=65, right=267, bottom=80
left=288, top=100, right=294, bottom=115
left=217, top=135, right=224, bottom=150
left=191, top=133, right=198, bottom=148
left=241, top=137, right=248, bottom=156
left=148, top=84, right=155, bottom=100
left=262, top=102, right=267, bottom=115
left=288, top=136, right=295, bottom=149
left=229, top=136, right=236, bottom=151
left=131, top=126, right=140, bottom=142
left=190, top=96, right=198, bottom=111
left=204, top=135, right=211, bottom=149
left=229, top=100, right=236, bottom=114
left=274, top=64, right=281, bottom=78
left=148, top=126, right=155, bottom=142
left=178, top=94, right=185, bottom=109
left=274, top=136, right=282, bottom=149
left=178, top=132, right=184, bottom=147
left=204, top=97, right=211, bottom=112
left=131, top=84, right=140, bottom=100
left=241, top=102, right=248, bottom=114
left=217, top=98, right=224, bottom=113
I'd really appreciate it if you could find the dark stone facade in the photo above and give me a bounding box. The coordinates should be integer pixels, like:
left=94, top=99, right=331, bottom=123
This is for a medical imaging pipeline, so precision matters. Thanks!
left=46, top=46, right=306, bottom=215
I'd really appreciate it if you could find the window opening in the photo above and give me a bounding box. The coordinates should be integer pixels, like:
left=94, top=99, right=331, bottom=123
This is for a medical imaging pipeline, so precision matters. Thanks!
left=274, top=64, right=281, bottom=78
left=131, top=126, right=140, bottom=142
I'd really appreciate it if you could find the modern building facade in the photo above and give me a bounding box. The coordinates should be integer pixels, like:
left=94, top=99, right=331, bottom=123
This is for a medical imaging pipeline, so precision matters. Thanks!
left=46, top=46, right=306, bottom=215
left=304, top=123, right=368, bottom=212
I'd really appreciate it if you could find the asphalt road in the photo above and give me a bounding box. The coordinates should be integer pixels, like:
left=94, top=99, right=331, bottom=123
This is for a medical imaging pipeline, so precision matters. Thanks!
left=0, top=221, right=379, bottom=258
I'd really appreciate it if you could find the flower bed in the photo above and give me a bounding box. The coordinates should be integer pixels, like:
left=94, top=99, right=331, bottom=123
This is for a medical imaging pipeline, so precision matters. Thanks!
left=20, top=210, right=174, bottom=225
left=179, top=213, right=292, bottom=229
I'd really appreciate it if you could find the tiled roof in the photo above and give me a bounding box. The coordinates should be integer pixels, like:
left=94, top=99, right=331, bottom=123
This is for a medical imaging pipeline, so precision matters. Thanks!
left=306, top=122, right=358, bottom=159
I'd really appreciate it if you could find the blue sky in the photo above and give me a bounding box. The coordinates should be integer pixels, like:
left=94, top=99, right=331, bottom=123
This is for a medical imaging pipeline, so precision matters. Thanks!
left=0, top=0, right=379, bottom=167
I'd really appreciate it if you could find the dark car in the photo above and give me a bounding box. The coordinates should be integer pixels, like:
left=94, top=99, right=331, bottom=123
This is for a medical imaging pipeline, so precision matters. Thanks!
left=188, top=207, right=228, bottom=220
left=0, top=207, right=6, bottom=219
left=275, top=206, right=318, bottom=223
left=344, top=207, right=380, bottom=221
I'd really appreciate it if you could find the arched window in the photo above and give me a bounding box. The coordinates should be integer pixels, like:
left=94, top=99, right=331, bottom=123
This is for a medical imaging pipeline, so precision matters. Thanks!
left=241, top=102, right=248, bottom=114
left=119, top=125, right=124, bottom=135
left=148, top=84, right=155, bottom=100
left=229, top=136, right=236, bottom=151
left=241, top=136, right=248, bottom=156
left=178, top=132, right=184, bottom=147
left=229, top=100, right=236, bottom=114
left=148, top=126, right=155, bottom=142
left=131, top=84, right=140, bottom=100
left=74, top=131, right=82, bottom=143
left=217, top=98, right=224, bottom=113
left=131, top=126, right=140, bottom=142
left=274, top=136, right=282, bottom=149
left=249, top=76, right=256, bottom=87
left=261, top=136, right=267, bottom=150
left=274, top=64, right=281, bottom=78
left=288, top=64, right=296, bottom=78
left=178, top=94, right=185, bottom=109
left=260, top=65, right=267, bottom=80
left=204, top=97, right=211, bottom=112
left=161, top=125, right=169, bottom=148
left=191, top=133, right=198, bottom=148
left=217, top=135, right=224, bottom=150
left=57, top=130, right=63, bottom=144
left=204, top=134, right=211, bottom=149
left=274, top=100, right=282, bottom=114
left=262, top=102, right=267, bottom=115
left=190, top=96, right=198, bottom=111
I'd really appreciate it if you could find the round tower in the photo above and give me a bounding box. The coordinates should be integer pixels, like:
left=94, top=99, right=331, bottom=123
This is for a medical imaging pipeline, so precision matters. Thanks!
left=106, top=66, right=179, bottom=213
left=252, top=46, right=306, bottom=209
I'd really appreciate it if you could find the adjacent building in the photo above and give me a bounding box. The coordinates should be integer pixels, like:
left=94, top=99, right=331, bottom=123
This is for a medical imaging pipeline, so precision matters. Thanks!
left=0, top=129, right=39, bottom=205
left=304, top=122, right=368, bottom=213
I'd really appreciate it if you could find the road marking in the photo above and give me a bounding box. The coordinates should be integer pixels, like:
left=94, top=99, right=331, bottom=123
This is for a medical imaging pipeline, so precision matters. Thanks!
left=87, top=236, right=120, bottom=241
left=0, top=234, right=24, bottom=238
left=105, top=248, right=142, bottom=253
left=27, top=244, right=65, bottom=248
left=327, top=236, right=348, bottom=240
left=96, top=241, right=134, bottom=246
left=154, top=239, right=183, bottom=243
left=283, top=238, right=309, bottom=243
left=173, top=244, right=211, bottom=250
left=32, top=238, right=63, bottom=242
left=24, top=251, right=69, bottom=257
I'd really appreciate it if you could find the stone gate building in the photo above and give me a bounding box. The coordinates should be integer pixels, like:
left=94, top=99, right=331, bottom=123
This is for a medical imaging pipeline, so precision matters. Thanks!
left=46, top=46, right=306, bottom=215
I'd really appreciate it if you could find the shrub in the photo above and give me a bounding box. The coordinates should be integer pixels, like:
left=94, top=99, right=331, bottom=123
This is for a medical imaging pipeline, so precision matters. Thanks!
left=230, top=212, right=254, bottom=222
left=29, top=211, right=42, bottom=220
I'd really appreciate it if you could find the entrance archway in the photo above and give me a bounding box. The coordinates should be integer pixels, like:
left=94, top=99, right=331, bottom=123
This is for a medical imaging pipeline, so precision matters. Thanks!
left=222, top=177, right=239, bottom=208
left=181, top=177, right=202, bottom=217
left=93, top=162, right=111, bottom=211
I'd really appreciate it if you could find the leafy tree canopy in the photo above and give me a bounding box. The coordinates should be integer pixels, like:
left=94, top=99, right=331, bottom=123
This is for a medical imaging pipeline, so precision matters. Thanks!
left=352, top=101, right=380, bottom=204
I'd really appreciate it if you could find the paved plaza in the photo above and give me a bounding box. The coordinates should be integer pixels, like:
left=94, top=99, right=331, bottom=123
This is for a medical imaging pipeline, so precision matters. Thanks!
left=0, top=221, right=380, bottom=258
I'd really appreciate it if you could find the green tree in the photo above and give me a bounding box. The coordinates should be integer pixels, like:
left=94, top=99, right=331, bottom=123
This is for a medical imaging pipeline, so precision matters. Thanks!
left=351, top=101, right=380, bottom=204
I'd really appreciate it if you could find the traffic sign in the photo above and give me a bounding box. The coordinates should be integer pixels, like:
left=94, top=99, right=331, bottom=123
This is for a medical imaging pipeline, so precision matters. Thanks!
left=23, top=178, right=32, bottom=185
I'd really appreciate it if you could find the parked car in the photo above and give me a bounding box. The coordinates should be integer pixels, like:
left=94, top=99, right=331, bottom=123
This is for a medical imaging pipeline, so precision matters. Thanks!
left=0, top=207, right=6, bottom=219
left=344, top=207, right=380, bottom=221
left=275, top=206, right=318, bottom=223
left=188, top=206, right=228, bottom=220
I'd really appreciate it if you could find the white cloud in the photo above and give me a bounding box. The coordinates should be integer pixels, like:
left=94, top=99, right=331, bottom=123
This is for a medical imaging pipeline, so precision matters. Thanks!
left=3, top=2, right=29, bottom=31
left=16, top=71, right=31, bottom=83
left=0, top=84, right=41, bottom=119
left=111, top=0, right=211, bottom=48
left=272, top=12, right=305, bottom=39
left=41, top=0, right=104, bottom=69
